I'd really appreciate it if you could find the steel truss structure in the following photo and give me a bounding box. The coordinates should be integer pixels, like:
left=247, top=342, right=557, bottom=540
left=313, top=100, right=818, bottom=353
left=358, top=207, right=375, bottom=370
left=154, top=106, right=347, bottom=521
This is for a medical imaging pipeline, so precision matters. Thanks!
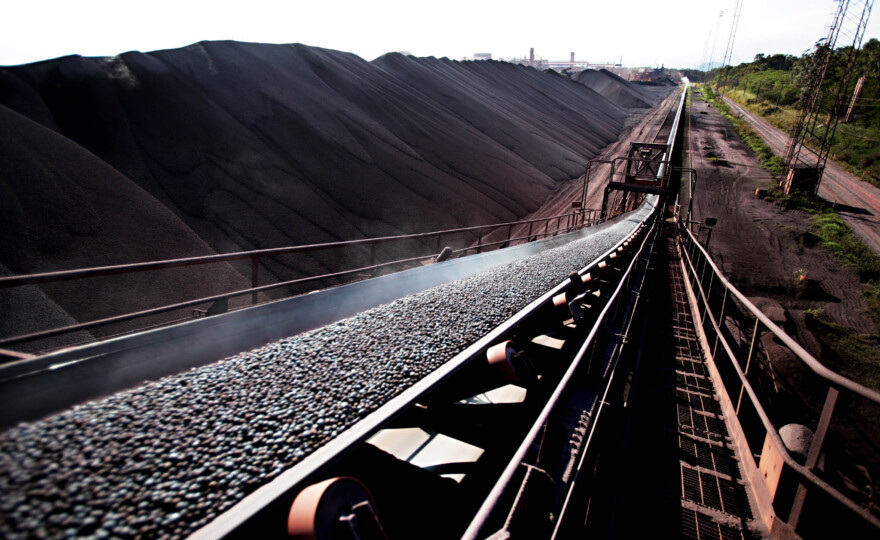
left=783, top=0, right=874, bottom=194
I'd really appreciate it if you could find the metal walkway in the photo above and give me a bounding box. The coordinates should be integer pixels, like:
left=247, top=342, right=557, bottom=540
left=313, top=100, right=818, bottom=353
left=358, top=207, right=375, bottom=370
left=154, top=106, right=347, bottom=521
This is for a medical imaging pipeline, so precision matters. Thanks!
left=581, top=226, right=767, bottom=539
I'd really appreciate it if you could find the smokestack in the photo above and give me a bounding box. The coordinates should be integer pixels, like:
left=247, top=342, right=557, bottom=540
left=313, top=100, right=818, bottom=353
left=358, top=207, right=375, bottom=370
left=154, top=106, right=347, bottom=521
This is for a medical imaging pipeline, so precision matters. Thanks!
left=570, top=51, right=575, bottom=68
left=530, top=48, right=535, bottom=66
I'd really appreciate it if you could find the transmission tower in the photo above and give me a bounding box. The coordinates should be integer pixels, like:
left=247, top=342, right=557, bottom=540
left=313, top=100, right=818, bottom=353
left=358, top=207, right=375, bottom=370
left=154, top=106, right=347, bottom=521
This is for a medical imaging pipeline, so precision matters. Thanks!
left=707, top=10, right=724, bottom=79
left=718, top=0, right=744, bottom=97
left=783, top=0, right=874, bottom=194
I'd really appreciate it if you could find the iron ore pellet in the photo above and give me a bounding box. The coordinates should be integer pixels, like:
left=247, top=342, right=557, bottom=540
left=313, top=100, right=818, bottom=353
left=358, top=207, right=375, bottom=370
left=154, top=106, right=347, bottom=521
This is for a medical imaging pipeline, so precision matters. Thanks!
left=0, top=209, right=649, bottom=538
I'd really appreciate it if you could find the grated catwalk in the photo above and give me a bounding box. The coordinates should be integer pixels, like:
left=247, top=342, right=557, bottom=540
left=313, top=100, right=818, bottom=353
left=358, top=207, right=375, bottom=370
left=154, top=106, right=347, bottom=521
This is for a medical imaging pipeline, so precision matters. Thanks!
left=581, top=229, right=763, bottom=539
left=0, top=207, right=651, bottom=539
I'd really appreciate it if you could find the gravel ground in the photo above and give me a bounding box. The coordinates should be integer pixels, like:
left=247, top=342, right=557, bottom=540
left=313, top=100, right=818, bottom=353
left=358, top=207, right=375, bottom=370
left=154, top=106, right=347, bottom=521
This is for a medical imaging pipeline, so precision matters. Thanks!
left=0, top=207, right=650, bottom=539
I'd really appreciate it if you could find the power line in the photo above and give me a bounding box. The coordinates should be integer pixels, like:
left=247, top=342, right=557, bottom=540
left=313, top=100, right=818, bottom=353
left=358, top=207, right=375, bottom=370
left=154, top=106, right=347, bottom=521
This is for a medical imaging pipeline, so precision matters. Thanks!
left=718, top=0, right=744, bottom=98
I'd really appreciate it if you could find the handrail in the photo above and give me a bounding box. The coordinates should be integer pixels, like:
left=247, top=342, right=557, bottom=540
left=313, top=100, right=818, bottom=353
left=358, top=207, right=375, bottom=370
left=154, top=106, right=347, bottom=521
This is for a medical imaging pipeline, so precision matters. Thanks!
left=0, top=210, right=596, bottom=289
left=679, top=220, right=880, bottom=405
left=657, top=81, right=689, bottom=181
left=467, top=82, right=689, bottom=538
left=0, top=209, right=601, bottom=350
left=676, top=218, right=880, bottom=532
left=190, top=199, right=658, bottom=540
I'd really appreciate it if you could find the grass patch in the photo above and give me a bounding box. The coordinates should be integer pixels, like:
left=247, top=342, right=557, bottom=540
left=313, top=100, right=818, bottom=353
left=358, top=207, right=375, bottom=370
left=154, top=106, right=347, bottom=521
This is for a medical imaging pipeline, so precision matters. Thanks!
left=810, top=211, right=880, bottom=318
left=700, top=85, right=786, bottom=176
left=805, top=308, right=880, bottom=390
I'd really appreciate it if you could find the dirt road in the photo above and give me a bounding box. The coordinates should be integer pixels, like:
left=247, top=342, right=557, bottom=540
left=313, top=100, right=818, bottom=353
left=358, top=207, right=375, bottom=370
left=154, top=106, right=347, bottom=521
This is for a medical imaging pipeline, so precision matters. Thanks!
left=723, top=96, right=880, bottom=254
left=689, top=91, right=877, bottom=338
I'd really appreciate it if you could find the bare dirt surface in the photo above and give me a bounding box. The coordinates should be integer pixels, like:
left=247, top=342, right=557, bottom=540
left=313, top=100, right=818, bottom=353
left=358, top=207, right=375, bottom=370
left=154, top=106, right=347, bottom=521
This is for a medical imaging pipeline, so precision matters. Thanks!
left=688, top=90, right=877, bottom=350
left=724, top=96, right=880, bottom=255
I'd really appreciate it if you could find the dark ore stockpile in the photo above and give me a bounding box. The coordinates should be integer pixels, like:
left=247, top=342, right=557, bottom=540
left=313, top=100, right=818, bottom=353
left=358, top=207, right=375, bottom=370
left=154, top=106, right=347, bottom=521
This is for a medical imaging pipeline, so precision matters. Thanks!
left=0, top=104, right=253, bottom=347
left=574, top=69, right=660, bottom=109
left=0, top=204, right=652, bottom=539
left=0, top=42, right=630, bottom=343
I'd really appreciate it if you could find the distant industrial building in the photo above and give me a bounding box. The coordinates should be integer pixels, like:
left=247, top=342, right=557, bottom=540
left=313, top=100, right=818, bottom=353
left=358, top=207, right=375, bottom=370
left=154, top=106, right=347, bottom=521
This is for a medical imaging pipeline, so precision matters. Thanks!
left=510, top=49, right=622, bottom=75
left=510, top=48, right=549, bottom=70
left=460, top=53, right=494, bottom=62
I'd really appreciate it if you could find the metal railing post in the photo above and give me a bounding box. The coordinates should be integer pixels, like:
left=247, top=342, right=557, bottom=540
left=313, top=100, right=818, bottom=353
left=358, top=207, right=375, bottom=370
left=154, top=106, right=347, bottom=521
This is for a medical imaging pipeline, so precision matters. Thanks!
left=712, top=289, right=728, bottom=358
left=701, top=273, right=714, bottom=326
left=687, top=233, right=698, bottom=264
left=788, top=386, right=840, bottom=528
left=698, top=253, right=709, bottom=295
left=736, top=318, right=761, bottom=415
left=251, top=257, right=259, bottom=305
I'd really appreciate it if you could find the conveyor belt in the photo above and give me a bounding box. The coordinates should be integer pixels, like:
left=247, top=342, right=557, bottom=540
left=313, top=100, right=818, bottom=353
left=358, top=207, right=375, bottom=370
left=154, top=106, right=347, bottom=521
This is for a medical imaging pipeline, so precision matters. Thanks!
left=0, top=80, right=690, bottom=540
left=0, top=211, right=636, bottom=430
left=0, top=202, right=656, bottom=539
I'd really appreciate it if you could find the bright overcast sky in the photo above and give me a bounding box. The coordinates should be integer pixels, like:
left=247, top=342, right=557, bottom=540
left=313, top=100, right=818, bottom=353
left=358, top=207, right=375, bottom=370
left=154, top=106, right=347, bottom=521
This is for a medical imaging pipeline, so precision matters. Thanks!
left=3, top=0, right=880, bottom=68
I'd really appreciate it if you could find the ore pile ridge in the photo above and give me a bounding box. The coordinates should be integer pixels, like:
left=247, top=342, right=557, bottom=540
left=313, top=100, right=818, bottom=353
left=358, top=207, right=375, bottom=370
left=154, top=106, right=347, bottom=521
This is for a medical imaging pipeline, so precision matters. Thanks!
left=0, top=42, right=631, bottom=345
left=574, top=68, right=660, bottom=109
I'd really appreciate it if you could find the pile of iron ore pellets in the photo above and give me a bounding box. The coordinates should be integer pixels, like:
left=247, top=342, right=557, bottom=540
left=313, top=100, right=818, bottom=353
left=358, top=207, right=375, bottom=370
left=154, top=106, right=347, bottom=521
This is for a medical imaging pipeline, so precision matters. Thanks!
left=0, top=208, right=650, bottom=538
